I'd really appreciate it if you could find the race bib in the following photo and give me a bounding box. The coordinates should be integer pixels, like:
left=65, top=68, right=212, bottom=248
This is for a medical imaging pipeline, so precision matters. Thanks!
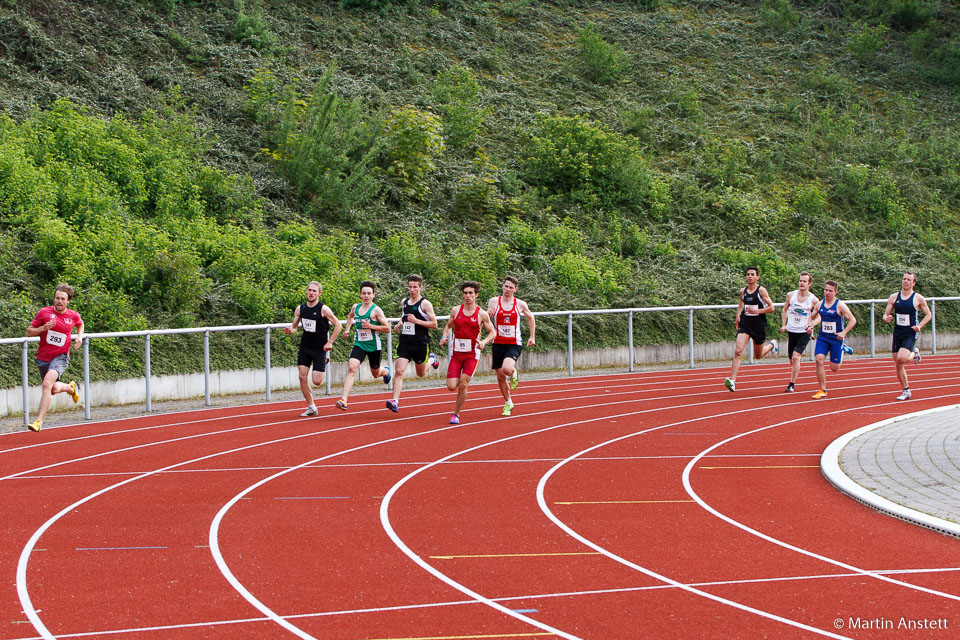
left=46, top=330, right=68, bottom=347
left=402, top=321, right=416, bottom=335
left=454, top=338, right=472, bottom=353
left=497, top=325, right=516, bottom=338
left=301, top=318, right=316, bottom=333
left=357, top=328, right=373, bottom=342
left=821, top=321, right=837, bottom=334
left=744, top=305, right=759, bottom=316
left=896, top=314, right=911, bottom=327
left=787, top=315, right=806, bottom=331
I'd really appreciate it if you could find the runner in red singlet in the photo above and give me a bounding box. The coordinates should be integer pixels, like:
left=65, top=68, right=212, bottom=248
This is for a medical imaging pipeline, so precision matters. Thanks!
left=25, top=283, right=84, bottom=432
left=439, top=281, right=495, bottom=425
left=487, top=276, right=535, bottom=417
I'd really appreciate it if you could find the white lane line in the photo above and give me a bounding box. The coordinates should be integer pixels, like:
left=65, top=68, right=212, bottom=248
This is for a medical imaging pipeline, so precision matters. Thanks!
left=10, top=566, right=960, bottom=640
left=680, top=392, right=960, bottom=601
left=17, top=365, right=958, bottom=638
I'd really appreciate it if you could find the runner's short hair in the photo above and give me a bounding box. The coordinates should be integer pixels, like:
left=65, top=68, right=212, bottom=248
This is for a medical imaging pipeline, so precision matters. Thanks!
left=798, top=271, right=811, bottom=283
left=503, top=275, right=519, bottom=287
left=54, top=283, right=75, bottom=300
left=406, top=274, right=423, bottom=285
left=904, top=271, right=917, bottom=284
left=824, top=279, right=839, bottom=291
left=308, top=281, right=322, bottom=290
left=745, top=266, right=759, bottom=276
left=461, top=281, right=481, bottom=293
left=360, top=280, right=377, bottom=292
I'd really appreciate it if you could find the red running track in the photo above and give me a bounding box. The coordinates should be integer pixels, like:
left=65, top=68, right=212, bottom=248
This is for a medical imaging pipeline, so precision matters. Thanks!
left=2, top=356, right=960, bottom=639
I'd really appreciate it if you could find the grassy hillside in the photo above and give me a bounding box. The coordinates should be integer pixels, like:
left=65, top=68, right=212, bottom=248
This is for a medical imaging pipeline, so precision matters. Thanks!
left=1, top=0, right=959, bottom=385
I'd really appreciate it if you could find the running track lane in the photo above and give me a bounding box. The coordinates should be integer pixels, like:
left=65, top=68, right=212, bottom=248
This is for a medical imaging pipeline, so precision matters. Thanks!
left=2, top=357, right=959, bottom=638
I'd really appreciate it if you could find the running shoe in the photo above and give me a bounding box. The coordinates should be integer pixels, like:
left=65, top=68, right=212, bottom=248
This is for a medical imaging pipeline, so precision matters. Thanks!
left=300, top=406, right=318, bottom=417
left=510, top=369, right=519, bottom=391
left=335, top=399, right=348, bottom=411
left=785, top=383, right=795, bottom=393
left=28, top=419, right=42, bottom=433
left=449, top=414, right=460, bottom=425
left=724, top=377, right=735, bottom=392
left=896, top=389, right=912, bottom=401
left=386, top=399, right=399, bottom=413
left=769, top=339, right=779, bottom=356
left=382, top=366, right=392, bottom=385
left=502, top=400, right=515, bottom=417
left=841, top=342, right=853, bottom=355
left=428, top=352, right=440, bottom=370
left=913, top=347, right=921, bottom=364
left=812, top=389, right=828, bottom=399
left=69, top=381, right=80, bottom=404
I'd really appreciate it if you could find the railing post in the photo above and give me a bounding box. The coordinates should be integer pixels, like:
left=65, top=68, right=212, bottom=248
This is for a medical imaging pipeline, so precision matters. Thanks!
left=628, top=311, right=634, bottom=373
left=386, top=322, right=394, bottom=390
left=265, top=327, right=271, bottom=401
left=203, top=330, right=211, bottom=406
left=931, top=299, right=937, bottom=355
left=567, top=313, right=574, bottom=376
left=83, top=337, right=90, bottom=420
left=869, top=302, right=875, bottom=359
left=21, top=341, right=29, bottom=427
left=688, top=307, right=695, bottom=369
left=145, top=333, right=152, bottom=413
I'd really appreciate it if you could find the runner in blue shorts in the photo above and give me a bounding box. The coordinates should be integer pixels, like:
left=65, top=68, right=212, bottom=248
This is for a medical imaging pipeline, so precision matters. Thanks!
left=807, top=279, right=857, bottom=400
left=882, top=272, right=931, bottom=401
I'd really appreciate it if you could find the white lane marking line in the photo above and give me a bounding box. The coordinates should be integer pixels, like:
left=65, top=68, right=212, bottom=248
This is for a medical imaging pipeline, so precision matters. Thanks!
left=8, top=566, right=960, bottom=640
left=681, top=392, right=960, bottom=602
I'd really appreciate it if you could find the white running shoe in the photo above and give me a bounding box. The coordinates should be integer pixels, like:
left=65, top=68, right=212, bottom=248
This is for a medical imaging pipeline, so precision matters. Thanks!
left=896, top=389, right=912, bottom=401
left=300, top=406, right=318, bottom=417
left=724, top=377, right=735, bottom=392
left=913, top=347, right=921, bottom=364
left=769, top=339, right=779, bottom=356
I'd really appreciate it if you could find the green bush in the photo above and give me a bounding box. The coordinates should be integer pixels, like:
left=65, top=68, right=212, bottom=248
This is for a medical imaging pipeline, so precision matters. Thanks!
left=575, top=24, right=629, bottom=84
left=543, top=220, right=585, bottom=255
left=848, top=22, right=888, bottom=63
left=432, top=65, right=490, bottom=149
left=381, top=105, right=446, bottom=199
left=522, top=114, right=650, bottom=210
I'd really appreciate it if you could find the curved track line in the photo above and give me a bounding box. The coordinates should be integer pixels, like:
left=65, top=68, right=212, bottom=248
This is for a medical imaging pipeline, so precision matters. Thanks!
left=680, top=392, right=960, bottom=601
left=16, top=407, right=471, bottom=639
left=534, top=412, right=859, bottom=638
left=375, top=381, right=931, bottom=640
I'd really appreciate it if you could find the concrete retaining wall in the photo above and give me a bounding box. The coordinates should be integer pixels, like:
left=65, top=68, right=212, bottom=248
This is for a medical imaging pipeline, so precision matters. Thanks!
left=3, top=332, right=958, bottom=418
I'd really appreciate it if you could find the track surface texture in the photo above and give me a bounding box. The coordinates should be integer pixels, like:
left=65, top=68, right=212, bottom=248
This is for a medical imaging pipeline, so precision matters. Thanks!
left=3, top=356, right=960, bottom=639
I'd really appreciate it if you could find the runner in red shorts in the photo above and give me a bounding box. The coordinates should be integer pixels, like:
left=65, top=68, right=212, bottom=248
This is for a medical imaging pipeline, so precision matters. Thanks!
left=439, top=281, right=495, bottom=425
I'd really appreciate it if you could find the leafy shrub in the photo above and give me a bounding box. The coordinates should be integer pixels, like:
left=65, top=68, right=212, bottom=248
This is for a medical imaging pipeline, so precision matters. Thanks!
left=848, top=22, right=888, bottom=63
left=761, top=0, right=800, bottom=31
left=795, top=182, right=828, bottom=218
left=246, top=64, right=382, bottom=218
left=381, top=105, right=445, bottom=199
left=233, top=0, right=276, bottom=51
left=432, top=65, right=490, bottom=148
left=543, top=220, right=585, bottom=255
left=886, top=0, right=936, bottom=31
left=553, top=252, right=601, bottom=293
left=575, top=24, right=629, bottom=84
left=522, top=114, right=650, bottom=209
left=506, top=217, right=543, bottom=256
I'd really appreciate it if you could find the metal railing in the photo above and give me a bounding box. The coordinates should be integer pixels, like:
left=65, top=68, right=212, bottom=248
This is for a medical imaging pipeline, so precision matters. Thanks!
left=3, top=296, right=958, bottom=426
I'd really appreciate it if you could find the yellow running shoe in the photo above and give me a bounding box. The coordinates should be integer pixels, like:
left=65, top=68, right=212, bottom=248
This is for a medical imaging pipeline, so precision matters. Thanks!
left=510, top=369, right=519, bottom=391
left=502, top=401, right=515, bottom=417
left=812, top=389, right=828, bottom=399
left=28, top=419, right=42, bottom=433
left=69, top=381, right=80, bottom=404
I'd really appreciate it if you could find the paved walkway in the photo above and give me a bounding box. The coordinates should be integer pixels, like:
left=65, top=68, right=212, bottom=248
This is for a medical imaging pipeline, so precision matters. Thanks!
left=821, top=404, right=960, bottom=537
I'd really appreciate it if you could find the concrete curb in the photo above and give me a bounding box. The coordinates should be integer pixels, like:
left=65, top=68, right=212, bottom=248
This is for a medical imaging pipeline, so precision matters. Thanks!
left=820, top=403, right=960, bottom=539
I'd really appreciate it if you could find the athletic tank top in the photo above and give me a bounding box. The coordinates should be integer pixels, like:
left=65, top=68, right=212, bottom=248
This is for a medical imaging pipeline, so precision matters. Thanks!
left=298, top=301, right=329, bottom=349
left=785, top=291, right=814, bottom=333
left=493, top=296, right=522, bottom=346
left=452, top=305, right=481, bottom=357
left=740, top=286, right=766, bottom=326
left=893, top=292, right=918, bottom=337
left=818, top=299, right=844, bottom=338
left=353, top=303, right=382, bottom=352
left=399, top=297, right=430, bottom=345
